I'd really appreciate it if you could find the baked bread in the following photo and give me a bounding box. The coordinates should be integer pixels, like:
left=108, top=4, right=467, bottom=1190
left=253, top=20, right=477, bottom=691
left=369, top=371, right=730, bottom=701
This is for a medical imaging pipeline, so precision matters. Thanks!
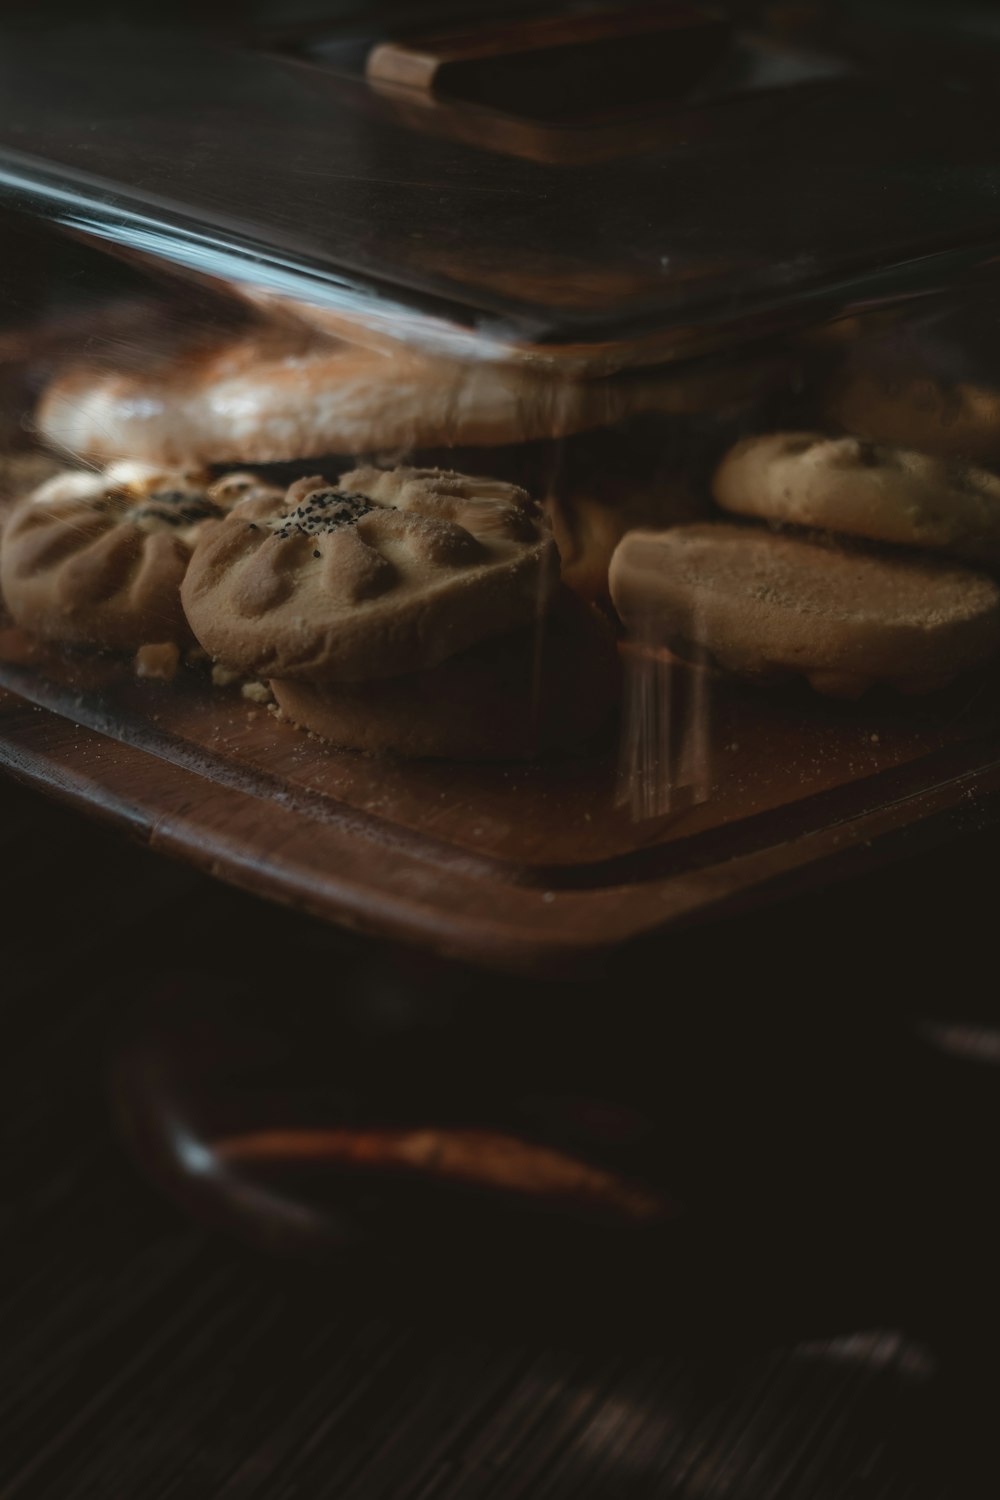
left=182, top=466, right=557, bottom=682
left=0, top=463, right=277, bottom=651
left=270, top=586, right=619, bottom=759
left=714, top=432, right=1000, bottom=565
left=609, top=523, right=1000, bottom=696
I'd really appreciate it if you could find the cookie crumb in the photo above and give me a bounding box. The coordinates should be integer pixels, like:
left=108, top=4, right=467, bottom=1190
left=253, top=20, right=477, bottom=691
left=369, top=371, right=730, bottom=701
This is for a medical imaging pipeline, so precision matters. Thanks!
left=134, top=641, right=179, bottom=681
left=211, top=662, right=242, bottom=687
left=241, top=680, right=274, bottom=704
left=870, top=733, right=880, bottom=744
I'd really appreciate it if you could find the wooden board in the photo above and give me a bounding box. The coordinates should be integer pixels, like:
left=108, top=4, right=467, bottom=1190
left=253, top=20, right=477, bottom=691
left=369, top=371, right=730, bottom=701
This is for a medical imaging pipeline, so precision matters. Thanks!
left=3, top=619, right=1000, bottom=973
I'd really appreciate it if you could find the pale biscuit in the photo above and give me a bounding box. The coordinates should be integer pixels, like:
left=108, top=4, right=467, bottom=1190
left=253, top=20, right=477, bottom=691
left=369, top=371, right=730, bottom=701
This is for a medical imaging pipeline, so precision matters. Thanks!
left=609, top=523, right=1000, bottom=697
left=713, top=432, right=1000, bottom=565
left=825, top=369, right=1000, bottom=462
left=181, top=466, right=557, bottom=683
left=270, top=587, right=619, bottom=759
left=0, top=464, right=279, bottom=651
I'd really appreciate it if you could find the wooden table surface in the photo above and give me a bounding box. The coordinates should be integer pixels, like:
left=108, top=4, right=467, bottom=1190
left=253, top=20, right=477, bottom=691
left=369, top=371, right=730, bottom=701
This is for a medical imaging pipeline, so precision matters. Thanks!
left=1, top=771, right=998, bottom=1499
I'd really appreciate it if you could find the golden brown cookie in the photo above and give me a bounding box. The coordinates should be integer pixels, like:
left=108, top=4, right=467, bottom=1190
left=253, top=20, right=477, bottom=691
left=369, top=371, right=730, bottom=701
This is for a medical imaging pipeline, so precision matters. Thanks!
left=270, top=587, right=619, bottom=759
left=0, top=463, right=278, bottom=651
left=38, top=317, right=789, bottom=468
left=714, top=432, right=1000, bottom=565
left=181, top=466, right=558, bottom=683
left=609, top=523, right=1000, bottom=697
left=36, top=333, right=670, bottom=466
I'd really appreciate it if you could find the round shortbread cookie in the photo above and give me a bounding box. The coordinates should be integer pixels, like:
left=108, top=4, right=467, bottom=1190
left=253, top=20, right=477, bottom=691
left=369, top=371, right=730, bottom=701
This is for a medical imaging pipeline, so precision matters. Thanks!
left=0, top=464, right=279, bottom=651
left=270, top=587, right=619, bottom=760
left=824, top=369, right=1000, bottom=463
left=182, top=466, right=557, bottom=683
left=37, top=334, right=676, bottom=467
left=608, top=523, right=1000, bottom=697
left=713, top=432, right=1000, bottom=565
left=37, top=321, right=787, bottom=469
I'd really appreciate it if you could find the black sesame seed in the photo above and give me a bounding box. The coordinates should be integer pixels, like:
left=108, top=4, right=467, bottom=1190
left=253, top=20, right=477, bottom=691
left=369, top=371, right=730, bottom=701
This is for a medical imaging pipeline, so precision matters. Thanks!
left=313, top=549, right=321, bottom=558
left=271, top=490, right=380, bottom=541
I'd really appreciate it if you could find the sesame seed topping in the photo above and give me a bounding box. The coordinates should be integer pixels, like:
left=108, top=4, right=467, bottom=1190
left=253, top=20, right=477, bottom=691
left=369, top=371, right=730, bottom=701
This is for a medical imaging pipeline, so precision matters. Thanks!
left=272, top=490, right=380, bottom=540
left=131, top=492, right=224, bottom=528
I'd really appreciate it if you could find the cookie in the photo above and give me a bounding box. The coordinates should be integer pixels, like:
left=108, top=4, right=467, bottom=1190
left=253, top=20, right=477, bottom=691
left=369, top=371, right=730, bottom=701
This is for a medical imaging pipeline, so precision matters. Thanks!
left=0, top=451, right=65, bottom=519
left=714, top=432, right=1000, bottom=565
left=181, top=466, right=557, bottom=682
left=609, top=523, right=1000, bottom=696
left=36, top=332, right=675, bottom=467
left=547, top=476, right=704, bottom=600
left=270, top=586, right=619, bottom=759
left=825, top=369, right=1000, bottom=463
left=37, top=317, right=788, bottom=468
left=0, top=463, right=278, bottom=651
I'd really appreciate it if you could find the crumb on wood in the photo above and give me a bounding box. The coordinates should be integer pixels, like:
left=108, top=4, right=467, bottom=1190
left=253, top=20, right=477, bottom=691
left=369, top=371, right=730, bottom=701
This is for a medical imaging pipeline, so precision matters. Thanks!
left=211, top=661, right=243, bottom=687
left=134, top=641, right=180, bottom=681
left=241, top=679, right=273, bottom=704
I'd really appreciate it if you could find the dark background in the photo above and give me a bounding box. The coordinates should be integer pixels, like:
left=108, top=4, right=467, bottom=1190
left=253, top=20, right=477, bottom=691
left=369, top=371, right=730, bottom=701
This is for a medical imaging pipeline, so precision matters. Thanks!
left=3, top=2, right=1000, bottom=1495
left=3, top=763, right=999, bottom=1497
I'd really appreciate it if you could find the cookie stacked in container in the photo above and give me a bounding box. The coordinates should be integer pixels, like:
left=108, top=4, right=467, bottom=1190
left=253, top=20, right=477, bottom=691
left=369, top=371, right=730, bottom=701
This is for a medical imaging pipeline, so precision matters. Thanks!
left=181, top=465, right=618, bottom=759
left=0, top=317, right=622, bottom=758
left=0, top=462, right=264, bottom=679
left=611, top=434, right=1000, bottom=697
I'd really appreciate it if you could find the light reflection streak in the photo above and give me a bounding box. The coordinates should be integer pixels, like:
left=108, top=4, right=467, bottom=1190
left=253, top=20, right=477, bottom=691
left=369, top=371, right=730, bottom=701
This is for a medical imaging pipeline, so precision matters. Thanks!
left=0, top=154, right=521, bottom=364
left=616, top=626, right=713, bottom=821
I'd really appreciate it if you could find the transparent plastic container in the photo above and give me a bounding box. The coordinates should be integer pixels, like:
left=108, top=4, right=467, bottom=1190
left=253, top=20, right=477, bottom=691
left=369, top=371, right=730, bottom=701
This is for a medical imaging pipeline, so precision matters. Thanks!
left=4, top=6, right=1000, bottom=970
